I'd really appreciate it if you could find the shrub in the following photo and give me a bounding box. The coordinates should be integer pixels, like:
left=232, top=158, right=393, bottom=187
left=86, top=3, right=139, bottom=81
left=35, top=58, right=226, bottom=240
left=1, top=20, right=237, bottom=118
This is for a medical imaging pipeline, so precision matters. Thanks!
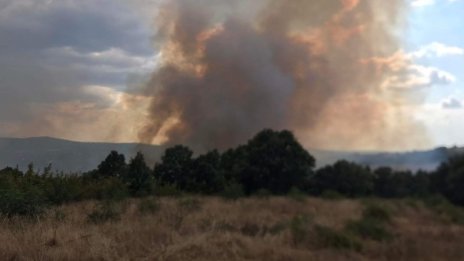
left=321, top=190, right=344, bottom=200
left=221, top=183, right=245, bottom=200
left=0, top=189, right=47, bottom=219
left=267, top=221, right=288, bottom=235
left=290, top=214, right=312, bottom=246
left=82, top=178, right=128, bottom=201
left=87, top=201, right=121, bottom=224
left=254, top=189, right=272, bottom=199
left=288, top=187, right=307, bottom=202
left=177, top=197, right=202, bottom=212
left=424, top=196, right=464, bottom=225
left=43, top=176, right=82, bottom=204
left=314, top=225, right=362, bottom=252
left=345, top=219, right=393, bottom=242
left=154, top=183, right=182, bottom=197
left=53, top=209, right=66, bottom=222
left=362, top=204, right=392, bottom=224
left=138, top=197, right=160, bottom=215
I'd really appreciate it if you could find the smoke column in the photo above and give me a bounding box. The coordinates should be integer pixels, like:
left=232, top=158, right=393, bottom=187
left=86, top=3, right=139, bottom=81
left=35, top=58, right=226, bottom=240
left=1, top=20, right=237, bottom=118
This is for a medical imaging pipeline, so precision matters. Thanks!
left=138, top=0, right=428, bottom=151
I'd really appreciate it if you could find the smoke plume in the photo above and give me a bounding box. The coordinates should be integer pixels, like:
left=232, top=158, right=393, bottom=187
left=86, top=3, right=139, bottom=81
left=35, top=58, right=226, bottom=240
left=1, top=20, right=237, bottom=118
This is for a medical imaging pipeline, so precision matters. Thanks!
left=139, top=0, right=428, bottom=151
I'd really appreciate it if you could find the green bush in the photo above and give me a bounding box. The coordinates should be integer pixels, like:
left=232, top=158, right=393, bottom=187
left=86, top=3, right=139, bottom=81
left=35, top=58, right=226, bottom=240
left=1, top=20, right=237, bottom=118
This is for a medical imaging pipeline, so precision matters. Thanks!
left=177, top=197, right=202, bottom=212
left=288, top=187, right=307, bottom=202
left=424, top=196, right=464, bottom=225
left=138, top=197, right=160, bottom=215
left=321, top=190, right=344, bottom=200
left=43, top=176, right=82, bottom=204
left=87, top=201, right=121, bottom=224
left=345, top=219, right=393, bottom=242
left=267, top=221, right=288, bottom=235
left=221, top=183, right=245, bottom=200
left=0, top=189, right=47, bottom=219
left=53, top=209, right=66, bottom=222
left=154, top=183, right=182, bottom=197
left=290, top=214, right=312, bottom=246
left=254, top=189, right=272, bottom=199
left=362, top=204, right=392, bottom=224
left=314, top=225, right=362, bottom=252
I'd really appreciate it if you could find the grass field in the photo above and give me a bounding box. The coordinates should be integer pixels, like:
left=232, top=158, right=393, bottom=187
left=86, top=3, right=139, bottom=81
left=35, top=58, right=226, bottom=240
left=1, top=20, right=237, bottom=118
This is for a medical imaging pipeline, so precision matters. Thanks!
left=1, top=196, right=464, bottom=260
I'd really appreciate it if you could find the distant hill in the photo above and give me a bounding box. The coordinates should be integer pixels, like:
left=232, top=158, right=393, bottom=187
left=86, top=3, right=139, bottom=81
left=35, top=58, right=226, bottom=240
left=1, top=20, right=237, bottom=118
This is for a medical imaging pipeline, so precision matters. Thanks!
left=0, top=137, right=164, bottom=173
left=0, top=137, right=460, bottom=173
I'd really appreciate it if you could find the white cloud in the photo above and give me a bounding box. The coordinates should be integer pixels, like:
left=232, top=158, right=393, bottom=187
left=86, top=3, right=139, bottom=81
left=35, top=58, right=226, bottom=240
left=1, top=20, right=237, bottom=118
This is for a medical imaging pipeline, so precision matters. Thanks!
left=411, top=0, right=435, bottom=7
left=411, top=0, right=463, bottom=8
left=373, top=51, right=456, bottom=90
left=442, top=97, right=463, bottom=109
left=410, top=42, right=464, bottom=58
left=386, top=64, right=455, bottom=89
left=45, top=46, right=159, bottom=74
left=415, top=103, right=464, bottom=147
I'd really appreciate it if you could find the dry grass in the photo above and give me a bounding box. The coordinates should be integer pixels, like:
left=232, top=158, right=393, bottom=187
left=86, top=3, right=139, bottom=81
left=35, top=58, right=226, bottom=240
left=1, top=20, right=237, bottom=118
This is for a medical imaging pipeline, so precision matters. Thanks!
left=0, top=197, right=463, bottom=260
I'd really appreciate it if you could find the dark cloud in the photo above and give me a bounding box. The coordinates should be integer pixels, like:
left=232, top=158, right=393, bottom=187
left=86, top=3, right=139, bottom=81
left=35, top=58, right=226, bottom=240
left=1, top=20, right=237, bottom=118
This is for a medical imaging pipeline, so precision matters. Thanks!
left=0, top=0, right=156, bottom=135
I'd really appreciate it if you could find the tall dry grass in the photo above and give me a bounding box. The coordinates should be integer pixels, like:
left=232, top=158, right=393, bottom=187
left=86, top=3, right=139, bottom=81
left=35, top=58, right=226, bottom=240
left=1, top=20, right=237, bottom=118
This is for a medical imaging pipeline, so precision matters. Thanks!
left=0, top=197, right=463, bottom=260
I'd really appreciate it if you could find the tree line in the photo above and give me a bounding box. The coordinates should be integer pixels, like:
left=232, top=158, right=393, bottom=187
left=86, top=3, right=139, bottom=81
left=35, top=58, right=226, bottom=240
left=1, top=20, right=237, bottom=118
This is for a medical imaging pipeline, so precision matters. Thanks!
left=1, top=129, right=464, bottom=213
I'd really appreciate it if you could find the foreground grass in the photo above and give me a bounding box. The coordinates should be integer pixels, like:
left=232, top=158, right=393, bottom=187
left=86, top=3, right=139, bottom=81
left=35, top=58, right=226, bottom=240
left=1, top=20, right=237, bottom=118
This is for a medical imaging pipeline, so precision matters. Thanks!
left=0, top=197, right=464, bottom=260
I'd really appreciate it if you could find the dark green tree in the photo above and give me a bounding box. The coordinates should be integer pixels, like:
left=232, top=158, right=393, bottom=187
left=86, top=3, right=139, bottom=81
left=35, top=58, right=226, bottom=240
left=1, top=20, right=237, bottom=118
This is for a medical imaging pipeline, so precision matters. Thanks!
left=433, top=155, right=464, bottom=205
left=189, top=150, right=225, bottom=194
left=311, top=160, right=373, bottom=197
left=97, top=151, right=127, bottom=178
left=154, top=145, right=193, bottom=190
left=223, top=129, right=315, bottom=194
left=125, top=152, right=153, bottom=196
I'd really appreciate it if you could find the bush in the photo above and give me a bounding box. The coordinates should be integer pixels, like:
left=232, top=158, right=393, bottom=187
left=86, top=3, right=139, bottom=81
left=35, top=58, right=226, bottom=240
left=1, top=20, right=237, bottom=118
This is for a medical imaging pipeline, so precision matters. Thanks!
left=87, top=201, right=121, bottom=224
left=423, top=195, right=464, bottom=225
left=82, top=178, right=128, bottom=201
left=43, top=176, right=82, bottom=204
left=154, top=183, right=182, bottom=197
left=362, top=204, right=392, bottom=224
left=321, top=190, right=344, bottom=200
left=221, top=183, right=245, bottom=200
left=254, top=189, right=272, bottom=199
left=177, top=197, right=202, bottom=212
left=290, top=214, right=312, bottom=246
left=345, top=204, right=393, bottom=242
left=138, top=197, right=160, bottom=215
left=0, top=189, right=47, bottom=219
left=53, top=209, right=66, bottom=222
left=288, top=187, right=307, bottom=202
left=314, top=225, right=362, bottom=251
left=345, top=219, right=393, bottom=242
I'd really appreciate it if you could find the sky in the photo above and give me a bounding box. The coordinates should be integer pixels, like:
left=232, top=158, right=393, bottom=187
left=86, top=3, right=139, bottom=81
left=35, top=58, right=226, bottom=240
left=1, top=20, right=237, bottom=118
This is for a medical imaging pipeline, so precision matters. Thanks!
left=0, top=0, right=462, bottom=150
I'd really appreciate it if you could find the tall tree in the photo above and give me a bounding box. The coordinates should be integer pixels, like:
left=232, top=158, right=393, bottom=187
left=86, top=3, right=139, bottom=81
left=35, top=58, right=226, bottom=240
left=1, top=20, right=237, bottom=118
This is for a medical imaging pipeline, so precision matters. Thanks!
left=126, top=152, right=152, bottom=196
left=154, top=145, right=193, bottom=190
left=97, top=151, right=127, bottom=178
left=224, top=129, right=315, bottom=194
left=311, top=160, right=373, bottom=197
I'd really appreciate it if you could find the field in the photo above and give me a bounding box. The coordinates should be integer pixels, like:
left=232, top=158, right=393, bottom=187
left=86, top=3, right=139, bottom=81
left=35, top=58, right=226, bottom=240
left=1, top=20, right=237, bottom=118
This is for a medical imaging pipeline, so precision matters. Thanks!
left=1, top=197, right=464, bottom=261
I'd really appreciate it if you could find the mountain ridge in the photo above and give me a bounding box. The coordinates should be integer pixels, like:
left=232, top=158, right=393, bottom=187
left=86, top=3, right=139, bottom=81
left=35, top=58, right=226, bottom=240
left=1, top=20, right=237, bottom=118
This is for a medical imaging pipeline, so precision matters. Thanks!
left=0, top=137, right=457, bottom=173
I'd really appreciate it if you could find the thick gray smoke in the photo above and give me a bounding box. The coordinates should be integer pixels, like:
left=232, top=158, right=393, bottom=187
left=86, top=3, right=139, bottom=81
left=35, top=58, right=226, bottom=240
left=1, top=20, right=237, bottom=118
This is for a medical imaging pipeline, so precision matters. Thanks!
left=139, top=0, right=428, bottom=151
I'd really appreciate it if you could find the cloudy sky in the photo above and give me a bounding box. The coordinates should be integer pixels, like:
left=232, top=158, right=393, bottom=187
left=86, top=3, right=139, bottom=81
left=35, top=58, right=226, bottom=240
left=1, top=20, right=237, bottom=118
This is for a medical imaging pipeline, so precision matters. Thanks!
left=0, top=0, right=462, bottom=149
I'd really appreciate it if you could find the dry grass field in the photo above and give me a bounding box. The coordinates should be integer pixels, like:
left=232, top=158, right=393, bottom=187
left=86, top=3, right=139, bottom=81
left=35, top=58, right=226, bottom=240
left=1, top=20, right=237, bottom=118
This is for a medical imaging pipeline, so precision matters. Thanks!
left=0, top=196, right=464, bottom=261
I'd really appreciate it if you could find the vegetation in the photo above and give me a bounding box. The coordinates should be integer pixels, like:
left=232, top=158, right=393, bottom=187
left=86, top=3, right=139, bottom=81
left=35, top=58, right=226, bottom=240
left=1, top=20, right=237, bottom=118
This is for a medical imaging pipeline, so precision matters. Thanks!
left=0, top=197, right=461, bottom=260
left=1, top=129, right=464, bottom=218
left=1, top=128, right=464, bottom=259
